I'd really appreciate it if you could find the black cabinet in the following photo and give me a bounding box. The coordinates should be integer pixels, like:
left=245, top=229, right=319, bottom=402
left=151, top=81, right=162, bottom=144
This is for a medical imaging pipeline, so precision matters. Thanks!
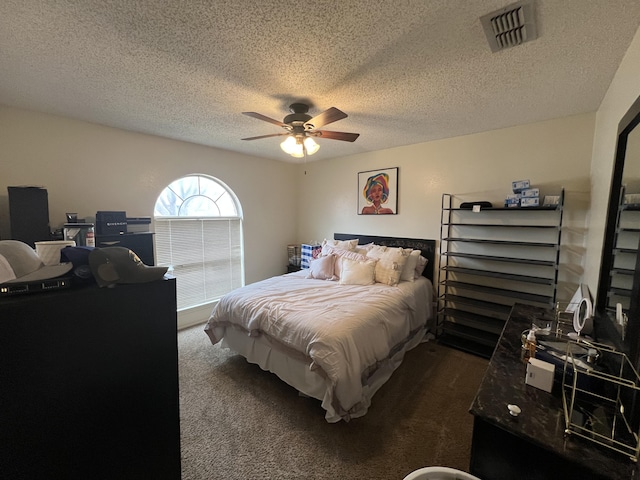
left=95, top=232, right=155, bottom=266
left=0, top=279, right=181, bottom=479
left=437, top=191, right=564, bottom=357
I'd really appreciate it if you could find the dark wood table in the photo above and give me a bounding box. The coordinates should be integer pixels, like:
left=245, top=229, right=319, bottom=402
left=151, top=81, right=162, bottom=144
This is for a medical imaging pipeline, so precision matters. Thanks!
left=469, top=303, right=639, bottom=480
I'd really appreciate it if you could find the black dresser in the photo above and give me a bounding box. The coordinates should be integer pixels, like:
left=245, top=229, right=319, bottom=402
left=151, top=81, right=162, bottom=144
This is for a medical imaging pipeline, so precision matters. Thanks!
left=470, top=303, right=639, bottom=480
left=0, top=279, right=181, bottom=479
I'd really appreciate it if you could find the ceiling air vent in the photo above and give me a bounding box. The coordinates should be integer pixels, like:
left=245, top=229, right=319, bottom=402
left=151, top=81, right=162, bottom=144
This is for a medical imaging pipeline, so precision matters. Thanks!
left=480, top=0, right=537, bottom=52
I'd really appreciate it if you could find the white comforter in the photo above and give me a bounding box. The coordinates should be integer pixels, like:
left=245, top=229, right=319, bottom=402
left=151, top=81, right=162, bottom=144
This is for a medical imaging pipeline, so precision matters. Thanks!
left=205, top=271, right=432, bottom=420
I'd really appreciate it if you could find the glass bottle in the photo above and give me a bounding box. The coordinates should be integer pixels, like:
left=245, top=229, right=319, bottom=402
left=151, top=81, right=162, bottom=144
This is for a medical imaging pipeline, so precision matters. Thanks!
left=522, top=330, right=537, bottom=363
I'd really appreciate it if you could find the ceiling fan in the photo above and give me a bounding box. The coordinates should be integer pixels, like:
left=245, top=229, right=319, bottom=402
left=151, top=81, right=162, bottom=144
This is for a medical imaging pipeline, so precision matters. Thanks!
left=241, top=103, right=360, bottom=158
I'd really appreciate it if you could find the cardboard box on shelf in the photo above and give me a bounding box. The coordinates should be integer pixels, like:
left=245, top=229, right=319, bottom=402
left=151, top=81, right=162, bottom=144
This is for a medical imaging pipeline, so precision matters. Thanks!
left=504, top=194, right=521, bottom=207
left=520, top=188, right=540, bottom=198
left=512, top=179, right=530, bottom=192
left=521, top=197, right=540, bottom=207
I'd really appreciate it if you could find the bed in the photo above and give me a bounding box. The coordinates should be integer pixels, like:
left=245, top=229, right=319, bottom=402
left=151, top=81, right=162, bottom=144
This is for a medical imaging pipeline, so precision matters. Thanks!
left=204, top=234, right=436, bottom=422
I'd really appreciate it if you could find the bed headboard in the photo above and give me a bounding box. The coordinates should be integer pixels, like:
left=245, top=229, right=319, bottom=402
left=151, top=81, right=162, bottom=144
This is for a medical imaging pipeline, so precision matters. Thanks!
left=334, top=233, right=436, bottom=283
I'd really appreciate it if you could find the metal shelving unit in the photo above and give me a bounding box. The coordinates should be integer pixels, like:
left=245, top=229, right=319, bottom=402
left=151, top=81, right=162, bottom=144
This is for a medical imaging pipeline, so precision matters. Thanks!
left=437, top=189, right=564, bottom=358
left=605, top=186, right=640, bottom=317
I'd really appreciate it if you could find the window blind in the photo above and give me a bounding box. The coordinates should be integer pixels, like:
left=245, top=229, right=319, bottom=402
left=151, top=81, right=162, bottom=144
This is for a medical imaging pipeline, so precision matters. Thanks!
left=155, top=218, right=243, bottom=310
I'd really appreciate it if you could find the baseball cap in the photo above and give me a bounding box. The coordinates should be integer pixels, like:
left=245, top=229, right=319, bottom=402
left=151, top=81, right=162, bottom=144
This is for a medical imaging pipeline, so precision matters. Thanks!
left=0, top=240, right=73, bottom=284
left=88, top=247, right=168, bottom=288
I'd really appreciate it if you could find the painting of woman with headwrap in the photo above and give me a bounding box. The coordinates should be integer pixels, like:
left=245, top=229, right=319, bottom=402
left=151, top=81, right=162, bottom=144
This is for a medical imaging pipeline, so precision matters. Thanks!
left=358, top=167, right=398, bottom=215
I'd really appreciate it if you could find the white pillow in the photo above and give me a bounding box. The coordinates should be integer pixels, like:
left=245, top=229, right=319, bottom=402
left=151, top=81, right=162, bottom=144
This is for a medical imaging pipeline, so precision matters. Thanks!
left=321, top=238, right=359, bottom=256
left=353, top=242, right=376, bottom=255
left=306, top=254, right=337, bottom=280
left=414, top=255, right=429, bottom=279
left=338, top=258, right=377, bottom=286
left=372, top=247, right=408, bottom=286
left=400, top=249, right=421, bottom=282
left=324, top=247, right=368, bottom=279
left=365, top=244, right=387, bottom=260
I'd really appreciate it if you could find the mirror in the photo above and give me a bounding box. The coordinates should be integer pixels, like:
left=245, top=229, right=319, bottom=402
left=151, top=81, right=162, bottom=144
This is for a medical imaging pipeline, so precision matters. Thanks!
left=597, top=94, right=640, bottom=367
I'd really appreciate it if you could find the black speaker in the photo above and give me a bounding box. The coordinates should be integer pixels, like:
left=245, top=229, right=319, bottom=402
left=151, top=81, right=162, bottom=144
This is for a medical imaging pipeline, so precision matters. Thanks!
left=8, top=186, right=51, bottom=247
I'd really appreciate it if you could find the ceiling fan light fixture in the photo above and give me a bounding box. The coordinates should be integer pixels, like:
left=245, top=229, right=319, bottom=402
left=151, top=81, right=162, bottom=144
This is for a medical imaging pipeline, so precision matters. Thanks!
left=244, top=103, right=357, bottom=158
left=280, top=136, right=300, bottom=155
left=280, top=134, right=319, bottom=158
left=290, top=150, right=305, bottom=158
left=303, top=136, right=319, bottom=155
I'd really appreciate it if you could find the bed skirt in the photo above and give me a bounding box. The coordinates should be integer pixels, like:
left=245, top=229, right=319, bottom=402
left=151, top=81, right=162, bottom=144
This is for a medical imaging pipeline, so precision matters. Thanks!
left=219, top=324, right=429, bottom=422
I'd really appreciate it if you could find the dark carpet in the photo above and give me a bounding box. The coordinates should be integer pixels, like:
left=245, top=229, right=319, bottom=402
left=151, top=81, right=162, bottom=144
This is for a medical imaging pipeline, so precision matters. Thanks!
left=178, top=324, right=489, bottom=480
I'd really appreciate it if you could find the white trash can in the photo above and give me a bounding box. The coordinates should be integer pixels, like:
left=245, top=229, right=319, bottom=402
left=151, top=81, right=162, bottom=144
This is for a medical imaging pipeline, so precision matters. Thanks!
left=403, top=466, right=481, bottom=480
left=35, top=240, right=76, bottom=266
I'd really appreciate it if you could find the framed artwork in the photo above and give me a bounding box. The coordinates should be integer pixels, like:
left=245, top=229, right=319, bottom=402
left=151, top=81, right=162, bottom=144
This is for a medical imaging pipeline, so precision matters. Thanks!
left=358, top=167, right=398, bottom=215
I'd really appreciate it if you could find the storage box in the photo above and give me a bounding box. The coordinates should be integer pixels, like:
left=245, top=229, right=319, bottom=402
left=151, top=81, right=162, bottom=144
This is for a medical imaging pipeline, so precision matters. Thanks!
left=520, top=188, right=540, bottom=198
left=624, top=193, right=640, bottom=205
left=512, top=179, right=530, bottom=192
left=504, top=194, right=520, bottom=207
left=301, top=244, right=321, bottom=269
left=543, top=195, right=560, bottom=206
left=126, top=217, right=151, bottom=233
left=520, top=197, right=540, bottom=207
left=96, top=211, right=127, bottom=235
left=526, top=358, right=555, bottom=393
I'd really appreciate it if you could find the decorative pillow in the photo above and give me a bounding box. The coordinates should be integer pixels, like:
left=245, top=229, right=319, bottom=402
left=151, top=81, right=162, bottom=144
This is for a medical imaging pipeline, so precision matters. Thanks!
left=338, top=258, right=377, bottom=286
left=400, top=249, right=421, bottom=282
left=353, top=242, right=376, bottom=255
left=365, top=244, right=387, bottom=260
left=306, top=254, right=337, bottom=280
left=372, top=247, right=409, bottom=286
left=414, top=255, right=429, bottom=279
left=324, top=247, right=368, bottom=279
left=321, top=238, right=359, bottom=256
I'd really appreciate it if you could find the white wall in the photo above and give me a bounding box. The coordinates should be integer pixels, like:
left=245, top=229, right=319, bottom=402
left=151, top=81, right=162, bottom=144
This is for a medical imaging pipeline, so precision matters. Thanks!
left=585, top=26, right=640, bottom=301
left=296, top=113, right=595, bottom=301
left=0, top=106, right=298, bottom=287
left=2, top=22, right=639, bottom=322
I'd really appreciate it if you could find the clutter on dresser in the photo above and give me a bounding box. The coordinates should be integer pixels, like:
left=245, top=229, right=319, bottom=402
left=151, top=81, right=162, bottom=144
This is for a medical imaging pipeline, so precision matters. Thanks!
left=63, top=222, right=95, bottom=247
left=94, top=211, right=156, bottom=266
left=525, top=357, right=555, bottom=393
left=0, top=240, right=73, bottom=296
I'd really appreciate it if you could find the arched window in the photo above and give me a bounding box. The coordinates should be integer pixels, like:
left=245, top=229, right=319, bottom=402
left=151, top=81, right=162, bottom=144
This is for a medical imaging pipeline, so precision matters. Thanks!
left=154, top=174, right=243, bottom=310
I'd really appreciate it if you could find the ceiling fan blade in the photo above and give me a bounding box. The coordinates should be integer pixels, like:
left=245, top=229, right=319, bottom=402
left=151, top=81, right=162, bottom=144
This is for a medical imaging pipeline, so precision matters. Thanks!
left=241, top=133, right=289, bottom=141
left=242, top=111, right=287, bottom=128
left=316, top=130, right=360, bottom=142
left=306, top=107, right=348, bottom=129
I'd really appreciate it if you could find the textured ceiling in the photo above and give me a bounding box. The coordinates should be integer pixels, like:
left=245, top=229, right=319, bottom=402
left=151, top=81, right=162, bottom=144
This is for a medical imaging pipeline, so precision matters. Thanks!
left=1, top=0, right=639, bottom=163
